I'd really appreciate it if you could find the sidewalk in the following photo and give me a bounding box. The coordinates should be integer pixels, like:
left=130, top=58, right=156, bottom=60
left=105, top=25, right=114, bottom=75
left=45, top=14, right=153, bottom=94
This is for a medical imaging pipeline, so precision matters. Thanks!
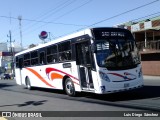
left=143, top=75, right=160, bottom=80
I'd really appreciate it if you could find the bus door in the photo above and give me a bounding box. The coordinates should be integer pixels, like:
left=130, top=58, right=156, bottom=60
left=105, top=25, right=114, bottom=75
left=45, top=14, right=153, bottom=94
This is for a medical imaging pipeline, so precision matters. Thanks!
left=76, top=41, right=94, bottom=90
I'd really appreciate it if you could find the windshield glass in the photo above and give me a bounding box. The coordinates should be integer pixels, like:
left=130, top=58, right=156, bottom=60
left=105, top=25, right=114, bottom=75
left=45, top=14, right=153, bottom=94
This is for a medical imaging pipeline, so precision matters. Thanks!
left=95, top=39, right=140, bottom=70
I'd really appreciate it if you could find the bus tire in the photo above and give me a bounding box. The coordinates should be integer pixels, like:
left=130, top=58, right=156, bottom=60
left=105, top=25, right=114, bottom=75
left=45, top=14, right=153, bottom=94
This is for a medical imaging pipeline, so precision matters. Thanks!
left=65, top=78, right=76, bottom=96
left=25, top=77, right=32, bottom=90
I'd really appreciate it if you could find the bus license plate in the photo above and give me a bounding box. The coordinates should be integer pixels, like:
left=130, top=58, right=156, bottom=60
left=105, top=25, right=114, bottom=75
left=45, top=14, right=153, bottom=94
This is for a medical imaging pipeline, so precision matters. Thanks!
left=124, top=83, right=129, bottom=88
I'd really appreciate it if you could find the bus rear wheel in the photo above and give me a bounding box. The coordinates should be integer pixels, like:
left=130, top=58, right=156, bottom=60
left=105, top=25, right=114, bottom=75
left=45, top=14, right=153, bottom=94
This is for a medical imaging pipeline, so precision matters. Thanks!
left=26, top=77, right=32, bottom=90
left=65, top=78, right=76, bottom=96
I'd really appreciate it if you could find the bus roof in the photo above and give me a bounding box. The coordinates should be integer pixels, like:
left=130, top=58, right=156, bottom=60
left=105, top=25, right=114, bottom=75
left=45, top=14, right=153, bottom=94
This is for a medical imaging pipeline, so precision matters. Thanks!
left=15, top=28, right=92, bottom=56
left=15, top=27, right=128, bottom=56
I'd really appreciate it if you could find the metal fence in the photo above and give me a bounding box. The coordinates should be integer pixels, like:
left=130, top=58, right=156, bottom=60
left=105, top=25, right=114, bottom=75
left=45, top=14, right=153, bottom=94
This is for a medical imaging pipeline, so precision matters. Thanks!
left=137, top=40, right=160, bottom=51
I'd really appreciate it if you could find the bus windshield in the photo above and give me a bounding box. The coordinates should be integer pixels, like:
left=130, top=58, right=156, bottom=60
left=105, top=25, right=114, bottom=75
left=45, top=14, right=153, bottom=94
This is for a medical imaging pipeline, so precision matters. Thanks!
left=95, top=39, right=141, bottom=70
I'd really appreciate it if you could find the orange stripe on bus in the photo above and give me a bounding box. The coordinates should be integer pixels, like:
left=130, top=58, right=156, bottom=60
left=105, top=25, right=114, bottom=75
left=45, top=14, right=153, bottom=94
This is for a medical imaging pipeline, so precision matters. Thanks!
left=51, top=73, right=63, bottom=80
left=26, top=68, right=55, bottom=88
left=50, top=72, right=79, bottom=85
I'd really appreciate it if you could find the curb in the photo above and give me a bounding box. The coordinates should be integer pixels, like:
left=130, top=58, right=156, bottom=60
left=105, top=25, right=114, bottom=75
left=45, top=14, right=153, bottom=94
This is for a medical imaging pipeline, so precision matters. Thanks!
left=143, top=75, right=160, bottom=80
left=0, top=117, right=7, bottom=120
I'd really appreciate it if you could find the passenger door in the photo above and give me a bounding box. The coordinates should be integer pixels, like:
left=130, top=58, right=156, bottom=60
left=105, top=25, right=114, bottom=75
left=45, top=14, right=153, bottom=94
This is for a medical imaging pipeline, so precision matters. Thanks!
left=76, top=41, right=94, bottom=90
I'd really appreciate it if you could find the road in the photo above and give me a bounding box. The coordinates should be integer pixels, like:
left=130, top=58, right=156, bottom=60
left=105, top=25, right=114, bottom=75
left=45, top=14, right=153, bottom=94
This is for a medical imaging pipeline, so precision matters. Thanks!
left=0, top=76, right=160, bottom=120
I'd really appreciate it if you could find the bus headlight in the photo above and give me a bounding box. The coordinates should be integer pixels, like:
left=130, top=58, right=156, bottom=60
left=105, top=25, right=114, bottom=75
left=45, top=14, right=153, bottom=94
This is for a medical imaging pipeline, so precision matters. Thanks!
left=99, top=71, right=110, bottom=82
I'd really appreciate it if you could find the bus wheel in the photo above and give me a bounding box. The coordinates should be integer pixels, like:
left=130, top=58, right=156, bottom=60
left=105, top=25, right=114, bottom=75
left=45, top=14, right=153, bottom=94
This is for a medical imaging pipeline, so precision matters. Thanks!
left=65, top=78, right=76, bottom=96
left=26, top=77, right=32, bottom=90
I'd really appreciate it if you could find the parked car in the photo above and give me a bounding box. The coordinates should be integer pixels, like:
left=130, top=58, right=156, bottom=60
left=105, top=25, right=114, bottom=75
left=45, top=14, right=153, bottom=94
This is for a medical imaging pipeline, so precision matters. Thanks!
left=0, top=73, right=11, bottom=79
left=4, top=74, right=11, bottom=79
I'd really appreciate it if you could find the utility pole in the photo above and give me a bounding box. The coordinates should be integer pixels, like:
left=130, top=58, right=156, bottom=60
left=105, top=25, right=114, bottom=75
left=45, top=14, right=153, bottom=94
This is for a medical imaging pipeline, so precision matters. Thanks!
left=18, top=16, right=23, bottom=49
left=7, top=30, right=15, bottom=74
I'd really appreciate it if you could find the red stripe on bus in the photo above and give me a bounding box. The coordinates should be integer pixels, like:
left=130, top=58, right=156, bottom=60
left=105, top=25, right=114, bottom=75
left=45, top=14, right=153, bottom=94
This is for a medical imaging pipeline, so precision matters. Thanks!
left=108, top=73, right=125, bottom=78
left=46, top=67, right=79, bottom=81
left=26, top=68, right=56, bottom=88
left=46, top=67, right=80, bottom=85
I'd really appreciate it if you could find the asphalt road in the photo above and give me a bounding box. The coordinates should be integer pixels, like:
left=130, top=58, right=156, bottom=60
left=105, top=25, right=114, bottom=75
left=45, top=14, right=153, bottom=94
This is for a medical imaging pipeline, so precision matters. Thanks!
left=0, top=76, right=160, bottom=120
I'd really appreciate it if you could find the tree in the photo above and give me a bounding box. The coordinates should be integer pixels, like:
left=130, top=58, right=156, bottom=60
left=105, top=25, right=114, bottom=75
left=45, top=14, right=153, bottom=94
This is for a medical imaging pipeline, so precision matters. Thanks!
left=29, top=44, right=36, bottom=48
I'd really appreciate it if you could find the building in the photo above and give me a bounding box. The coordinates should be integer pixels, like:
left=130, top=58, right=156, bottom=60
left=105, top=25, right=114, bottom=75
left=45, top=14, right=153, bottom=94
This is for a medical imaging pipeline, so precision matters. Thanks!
left=0, top=43, right=22, bottom=74
left=118, top=16, right=160, bottom=76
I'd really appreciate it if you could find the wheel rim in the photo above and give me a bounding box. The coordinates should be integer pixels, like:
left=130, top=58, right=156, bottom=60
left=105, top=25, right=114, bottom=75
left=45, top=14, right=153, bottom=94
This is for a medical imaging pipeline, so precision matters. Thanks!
left=66, top=80, right=74, bottom=95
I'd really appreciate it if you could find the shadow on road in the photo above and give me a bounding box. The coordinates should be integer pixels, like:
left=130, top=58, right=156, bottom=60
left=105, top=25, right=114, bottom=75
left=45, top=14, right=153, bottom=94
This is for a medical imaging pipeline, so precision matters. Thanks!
left=33, top=85, right=160, bottom=102
left=31, top=87, right=66, bottom=95
left=0, top=100, right=48, bottom=108
left=1, top=79, right=160, bottom=103
left=0, top=83, right=15, bottom=89
left=81, top=85, right=160, bottom=102
left=1, top=81, right=160, bottom=111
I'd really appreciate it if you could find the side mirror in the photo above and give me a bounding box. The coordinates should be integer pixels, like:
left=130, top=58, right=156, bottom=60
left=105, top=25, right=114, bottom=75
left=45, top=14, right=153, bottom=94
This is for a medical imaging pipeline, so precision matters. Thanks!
left=91, top=43, right=97, bottom=53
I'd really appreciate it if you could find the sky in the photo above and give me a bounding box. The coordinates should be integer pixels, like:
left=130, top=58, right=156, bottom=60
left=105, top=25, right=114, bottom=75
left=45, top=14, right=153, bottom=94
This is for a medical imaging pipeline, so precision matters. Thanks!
left=0, top=0, right=160, bottom=48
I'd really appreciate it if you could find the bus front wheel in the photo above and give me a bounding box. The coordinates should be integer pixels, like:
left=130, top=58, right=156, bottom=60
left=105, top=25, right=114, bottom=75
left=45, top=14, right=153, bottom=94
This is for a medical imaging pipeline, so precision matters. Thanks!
left=65, top=78, right=76, bottom=96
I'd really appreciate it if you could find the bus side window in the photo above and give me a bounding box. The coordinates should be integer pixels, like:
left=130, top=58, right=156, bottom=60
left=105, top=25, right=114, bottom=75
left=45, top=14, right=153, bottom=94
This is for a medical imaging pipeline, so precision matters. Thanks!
left=19, top=58, right=23, bottom=69
left=31, top=51, right=38, bottom=66
left=65, top=51, right=71, bottom=60
left=58, top=41, right=71, bottom=62
left=52, top=54, right=58, bottom=63
left=47, top=45, right=58, bottom=64
left=24, top=53, right=31, bottom=67
left=39, top=52, right=46, bottom=64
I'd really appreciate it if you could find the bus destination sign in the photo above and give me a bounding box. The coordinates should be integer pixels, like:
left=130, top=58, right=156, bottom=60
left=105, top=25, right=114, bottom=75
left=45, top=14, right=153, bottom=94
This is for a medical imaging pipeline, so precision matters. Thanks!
left=92, top=29, right=131, bottom=40
left=101, top=32, right=125, bottom=37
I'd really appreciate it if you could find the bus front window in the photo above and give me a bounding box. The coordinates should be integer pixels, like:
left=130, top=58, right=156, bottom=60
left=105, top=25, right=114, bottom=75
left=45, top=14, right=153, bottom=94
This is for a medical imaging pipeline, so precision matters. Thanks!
left=95, top=39, right=141, bottom=70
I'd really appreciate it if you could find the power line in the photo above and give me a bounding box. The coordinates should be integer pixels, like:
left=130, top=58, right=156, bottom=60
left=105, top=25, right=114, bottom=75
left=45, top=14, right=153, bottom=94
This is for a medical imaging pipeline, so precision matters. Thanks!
left=33, top=0, right=73, bottom=21
left=24, top=0, right=93, bottom=32
left=1, top=0, right=159, bottom=45
left=21, top=19, right=88, bottom=26
left=0, top=0, right=78, bottom=41
left=0, top=15, right=87, bottom=27
left=88, top=0, right=160, bottom=27
left=130, top=11, right=160, bottom=22
left=14, top=0, right=160, bottom=44
left=0, top=0, right=87, bottom=42
left=52, top=0, right=160, bottom=39
left=0, top=0, right=92, bottom=42
left=52, top=0, right=93, bottom=21
left=19, top=0, right=93, bottom=40
left=36, top=0, right=77, bottom=22
left=15, top=0, right=74, bottom=32
left=20, top=0, right=77, bottom=33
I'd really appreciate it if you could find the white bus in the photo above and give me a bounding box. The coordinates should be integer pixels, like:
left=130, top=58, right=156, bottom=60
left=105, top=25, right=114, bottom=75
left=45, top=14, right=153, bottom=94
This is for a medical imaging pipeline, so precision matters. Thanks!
left=14, top=27, right=143, bottom=96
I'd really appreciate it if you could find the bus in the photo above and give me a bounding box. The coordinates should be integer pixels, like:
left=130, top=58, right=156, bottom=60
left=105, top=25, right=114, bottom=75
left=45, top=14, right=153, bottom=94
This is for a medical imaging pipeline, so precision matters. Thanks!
left=14, top=27, right=143, bottom=96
